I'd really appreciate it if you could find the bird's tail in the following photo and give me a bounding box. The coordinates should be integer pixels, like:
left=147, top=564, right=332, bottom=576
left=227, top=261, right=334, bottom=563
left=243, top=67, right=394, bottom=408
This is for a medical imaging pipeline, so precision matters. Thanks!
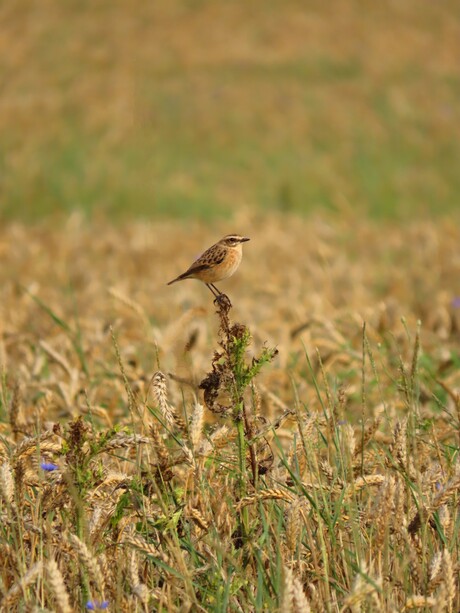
left=167, top=271, right=190, bottom=285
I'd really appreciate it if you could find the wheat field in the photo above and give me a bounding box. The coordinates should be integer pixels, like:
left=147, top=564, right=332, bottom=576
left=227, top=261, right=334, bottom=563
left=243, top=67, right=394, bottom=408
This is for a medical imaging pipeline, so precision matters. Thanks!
left=0, top=211, right=459, bottom=611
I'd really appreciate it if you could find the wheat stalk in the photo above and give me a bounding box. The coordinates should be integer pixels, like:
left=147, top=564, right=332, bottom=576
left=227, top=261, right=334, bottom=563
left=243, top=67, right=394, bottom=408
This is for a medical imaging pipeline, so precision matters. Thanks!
left=237, top=488, right=295, bottom=510
left=286, top=498, right=302, bottom=555
left=0, top=561, right=42, bottom=609
left=403, top=595, right=436, bottom=610
left=442, top=549, right=456, bottom=613
left=293, top=575, right=311, bottom=613
left=46, top=557, right=73, bottom=613
left=189, top=402, right=204, bottom=451
left=281, top=565, right=295, bottom=613
left=0, top=460, right=14, bottom=505
left=69, top=533, right=105, bottom=594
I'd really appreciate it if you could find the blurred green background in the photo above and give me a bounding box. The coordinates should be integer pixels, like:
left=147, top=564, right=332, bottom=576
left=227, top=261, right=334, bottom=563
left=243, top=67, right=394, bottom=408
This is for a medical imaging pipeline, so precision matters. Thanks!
left=1, top=0, right=460, bottom=221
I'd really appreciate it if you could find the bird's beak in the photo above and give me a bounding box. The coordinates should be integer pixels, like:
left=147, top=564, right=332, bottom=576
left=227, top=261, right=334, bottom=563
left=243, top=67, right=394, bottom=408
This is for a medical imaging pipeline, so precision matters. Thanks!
left=241, top=237, right=250, bottom=242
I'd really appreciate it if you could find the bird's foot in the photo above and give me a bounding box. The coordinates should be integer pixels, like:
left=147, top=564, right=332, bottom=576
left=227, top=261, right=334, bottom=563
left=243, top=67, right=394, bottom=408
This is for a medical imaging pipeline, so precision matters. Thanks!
left=214, top=293, right=232, bottom=309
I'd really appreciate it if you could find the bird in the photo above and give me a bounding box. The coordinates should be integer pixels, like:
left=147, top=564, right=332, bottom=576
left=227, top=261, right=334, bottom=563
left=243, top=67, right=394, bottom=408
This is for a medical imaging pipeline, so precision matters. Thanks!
left=167, top=234, right=250, bottom=298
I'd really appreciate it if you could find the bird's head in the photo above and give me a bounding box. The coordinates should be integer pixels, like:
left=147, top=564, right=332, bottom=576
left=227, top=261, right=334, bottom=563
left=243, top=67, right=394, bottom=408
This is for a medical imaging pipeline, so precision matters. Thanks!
left=220, top=234, right=250, bottom=248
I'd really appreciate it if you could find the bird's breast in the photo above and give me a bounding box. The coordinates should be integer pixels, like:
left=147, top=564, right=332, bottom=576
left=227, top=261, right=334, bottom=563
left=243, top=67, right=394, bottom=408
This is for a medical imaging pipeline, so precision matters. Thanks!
left=221, top=247, right=242, bottom=278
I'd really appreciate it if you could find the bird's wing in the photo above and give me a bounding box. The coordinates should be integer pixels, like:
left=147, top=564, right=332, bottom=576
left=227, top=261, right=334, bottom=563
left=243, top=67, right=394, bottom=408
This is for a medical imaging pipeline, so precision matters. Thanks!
left=191, top=244, right=226, bottom=269
left=177, top=263, right=209, bottom=279
left=168, top=244, right=226, bottom=283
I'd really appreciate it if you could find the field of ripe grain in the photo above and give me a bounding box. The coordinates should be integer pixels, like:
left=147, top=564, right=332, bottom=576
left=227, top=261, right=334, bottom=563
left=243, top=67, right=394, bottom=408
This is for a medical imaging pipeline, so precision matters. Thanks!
left=0, top=212, right=459, bottom=611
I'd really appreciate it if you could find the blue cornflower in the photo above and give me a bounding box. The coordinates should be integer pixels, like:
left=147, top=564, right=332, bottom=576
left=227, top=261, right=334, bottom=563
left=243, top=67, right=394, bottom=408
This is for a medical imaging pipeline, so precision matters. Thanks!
left=40, top=462, right=59, bottom=472
left=86, top=601, right=109, bottom=611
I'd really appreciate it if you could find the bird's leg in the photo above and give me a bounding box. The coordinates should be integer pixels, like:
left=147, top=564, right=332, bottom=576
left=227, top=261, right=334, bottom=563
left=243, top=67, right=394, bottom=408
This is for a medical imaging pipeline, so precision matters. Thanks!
left=210, top=283, right=222, bottom=296
left=206, top=283, right=232, bottom=308
left=206, top=284, right=220, bottom=297
left=218, top=294, right=232, bottom=308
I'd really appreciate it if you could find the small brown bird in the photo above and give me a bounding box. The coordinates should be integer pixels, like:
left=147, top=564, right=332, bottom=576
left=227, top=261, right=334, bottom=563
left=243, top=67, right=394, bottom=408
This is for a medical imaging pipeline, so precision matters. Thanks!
left=167, top=234, right=250, bottom=297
